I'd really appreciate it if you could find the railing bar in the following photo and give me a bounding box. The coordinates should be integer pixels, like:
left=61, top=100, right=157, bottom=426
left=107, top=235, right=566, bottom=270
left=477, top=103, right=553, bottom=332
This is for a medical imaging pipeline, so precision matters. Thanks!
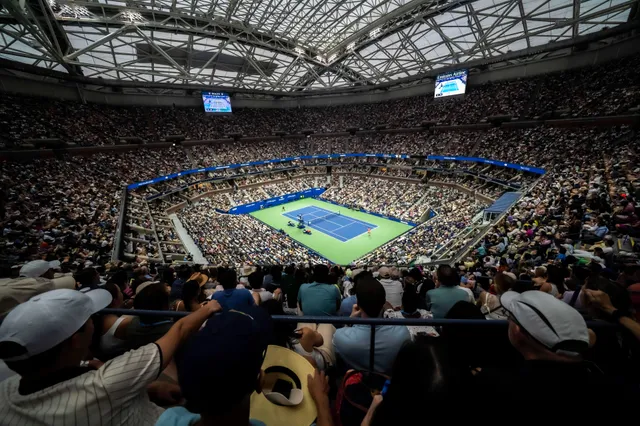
left=100, top=309, right=619, bottom=328
left=369, top=324, right=376, bottom=373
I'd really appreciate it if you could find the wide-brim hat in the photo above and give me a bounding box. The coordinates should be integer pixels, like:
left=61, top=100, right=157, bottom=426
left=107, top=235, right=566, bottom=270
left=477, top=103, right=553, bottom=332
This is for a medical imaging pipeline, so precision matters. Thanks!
left=189, top=272, right=209, bottom=287
left=250, top=345, right=317, bottom=425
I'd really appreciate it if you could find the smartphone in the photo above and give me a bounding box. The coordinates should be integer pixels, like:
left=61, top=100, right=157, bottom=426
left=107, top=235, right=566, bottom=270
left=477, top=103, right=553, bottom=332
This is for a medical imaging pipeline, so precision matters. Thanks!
left=272, top=379, right=293, bottom=400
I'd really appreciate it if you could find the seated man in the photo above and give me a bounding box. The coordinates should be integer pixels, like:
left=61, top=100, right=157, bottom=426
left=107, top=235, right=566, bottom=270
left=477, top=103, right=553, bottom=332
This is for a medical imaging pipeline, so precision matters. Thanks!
left=475, top=290, right=619, bottom=399
left=211, top=267, right=255, bottom=311
left=426, top=265, right=470, bottom=318
left=0, top=288, right=222, bottom=425
left=298, top=265, right=341, bottom=316
left=333, top=277, right=411, bottom=374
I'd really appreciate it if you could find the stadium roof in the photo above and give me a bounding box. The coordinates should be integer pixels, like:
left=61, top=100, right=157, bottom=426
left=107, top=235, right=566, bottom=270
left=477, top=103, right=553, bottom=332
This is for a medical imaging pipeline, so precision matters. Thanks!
left=0, top=0, right=638, bottom=93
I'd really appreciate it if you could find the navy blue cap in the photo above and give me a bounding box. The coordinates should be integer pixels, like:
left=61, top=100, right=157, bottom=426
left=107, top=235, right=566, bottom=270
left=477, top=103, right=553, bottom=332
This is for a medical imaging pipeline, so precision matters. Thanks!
left=176, top=306, right=273, bottom=414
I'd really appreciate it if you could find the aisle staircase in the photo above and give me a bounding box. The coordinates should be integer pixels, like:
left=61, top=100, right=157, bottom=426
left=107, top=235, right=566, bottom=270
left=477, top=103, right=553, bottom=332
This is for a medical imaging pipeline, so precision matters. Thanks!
left=184, top=147, right=197, bottom=168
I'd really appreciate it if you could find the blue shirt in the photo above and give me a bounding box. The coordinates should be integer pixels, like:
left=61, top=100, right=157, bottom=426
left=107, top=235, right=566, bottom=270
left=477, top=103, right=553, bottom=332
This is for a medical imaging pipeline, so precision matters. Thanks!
left=594, top=225, right=609, bottom=238
left=426, top=286, right=470, bottom=318
left=333, top=324, right=411, bottom=375
left=212, top=288, right=255, bottom=311
left=155, top=407, right=266, bottom=426
left=339, top=295, right=357, bottom=316
left=297, top=282, right=341, bottom=316
left=170, top=278, right=185, bottom=300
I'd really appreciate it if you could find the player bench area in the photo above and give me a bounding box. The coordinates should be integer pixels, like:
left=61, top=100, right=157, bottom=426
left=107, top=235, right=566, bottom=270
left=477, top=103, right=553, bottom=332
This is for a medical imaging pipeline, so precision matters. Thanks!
left=282, top=205, right=377, bottom=242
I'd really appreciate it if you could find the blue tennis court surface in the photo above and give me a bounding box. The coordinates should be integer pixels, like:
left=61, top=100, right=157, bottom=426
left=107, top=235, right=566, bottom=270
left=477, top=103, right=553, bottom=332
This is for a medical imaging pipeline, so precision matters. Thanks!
left=283, top=206, right=377, bottom=242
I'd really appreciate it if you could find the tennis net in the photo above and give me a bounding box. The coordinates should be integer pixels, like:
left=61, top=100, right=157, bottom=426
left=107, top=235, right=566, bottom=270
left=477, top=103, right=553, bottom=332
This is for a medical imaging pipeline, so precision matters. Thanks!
left=307, top=211, right=340, bottom=225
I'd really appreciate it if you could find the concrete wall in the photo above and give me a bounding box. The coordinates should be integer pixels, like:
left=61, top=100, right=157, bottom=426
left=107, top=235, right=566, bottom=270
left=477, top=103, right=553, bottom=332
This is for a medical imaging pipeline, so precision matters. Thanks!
left=1, top=35, right=639, bottom=109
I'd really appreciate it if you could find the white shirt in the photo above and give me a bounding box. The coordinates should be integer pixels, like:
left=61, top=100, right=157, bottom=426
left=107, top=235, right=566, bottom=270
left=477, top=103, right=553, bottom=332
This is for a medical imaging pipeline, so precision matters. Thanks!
left=379, top=278, right=403, bottom=308
left=252, top=288, right=273, bottom=303
left=459, top=286, right=475, bottom=303
left=383, top=310, right=438, bottom=340
left=0, top=343, right=164, bottom=426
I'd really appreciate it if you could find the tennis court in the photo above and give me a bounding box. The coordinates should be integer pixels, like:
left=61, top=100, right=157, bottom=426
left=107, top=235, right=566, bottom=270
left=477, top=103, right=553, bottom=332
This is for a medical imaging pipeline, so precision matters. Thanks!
left=283, top=205, right=377, bottom=242
left=250, top=198, right=413, bottom=264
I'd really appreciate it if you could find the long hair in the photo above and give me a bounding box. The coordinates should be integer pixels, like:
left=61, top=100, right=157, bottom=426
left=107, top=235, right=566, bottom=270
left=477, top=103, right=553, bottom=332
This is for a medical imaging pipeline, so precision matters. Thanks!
left=371, top=336, right=470, bottom=426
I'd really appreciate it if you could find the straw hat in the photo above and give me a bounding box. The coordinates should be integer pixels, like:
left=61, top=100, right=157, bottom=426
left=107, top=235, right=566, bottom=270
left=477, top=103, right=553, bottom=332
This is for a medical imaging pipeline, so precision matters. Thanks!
left=188, top=272, right=209, bottom=287
left=250, top=345, right=317, bottom=426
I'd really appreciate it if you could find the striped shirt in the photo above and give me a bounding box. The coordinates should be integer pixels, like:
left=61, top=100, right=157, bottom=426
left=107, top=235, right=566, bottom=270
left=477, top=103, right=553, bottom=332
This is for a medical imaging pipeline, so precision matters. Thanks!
left=0, top=343, right=164, bottom=426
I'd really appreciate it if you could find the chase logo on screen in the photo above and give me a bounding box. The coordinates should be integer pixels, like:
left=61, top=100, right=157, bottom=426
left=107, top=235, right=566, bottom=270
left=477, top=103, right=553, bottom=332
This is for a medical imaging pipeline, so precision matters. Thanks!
left=434, top=69, right=467, bottom=98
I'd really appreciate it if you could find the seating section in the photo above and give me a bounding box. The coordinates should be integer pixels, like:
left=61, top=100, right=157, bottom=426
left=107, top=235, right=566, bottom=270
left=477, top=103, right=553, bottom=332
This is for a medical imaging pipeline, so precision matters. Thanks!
left=1, top=53, right=639, bottom=148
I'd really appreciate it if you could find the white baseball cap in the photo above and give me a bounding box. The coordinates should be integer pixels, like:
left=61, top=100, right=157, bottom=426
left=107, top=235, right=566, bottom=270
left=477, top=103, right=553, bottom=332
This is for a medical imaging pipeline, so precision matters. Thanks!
left=19, top=260, right=61, bottom=278
left=500, top=290, right=589, bottom=356
left=0, top=288, right=112, bottom=361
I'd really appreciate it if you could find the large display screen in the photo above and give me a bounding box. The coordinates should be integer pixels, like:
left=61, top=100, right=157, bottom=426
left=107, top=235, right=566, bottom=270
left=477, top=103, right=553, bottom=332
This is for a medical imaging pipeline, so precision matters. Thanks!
left=202, top=92, right=232, bottom=113
left=434, top=69, right=468, bottom=98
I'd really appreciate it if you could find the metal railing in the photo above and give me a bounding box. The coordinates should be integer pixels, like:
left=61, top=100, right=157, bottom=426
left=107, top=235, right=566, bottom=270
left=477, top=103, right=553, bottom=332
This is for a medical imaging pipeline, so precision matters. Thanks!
left=102, top=308, right=618, bottom=373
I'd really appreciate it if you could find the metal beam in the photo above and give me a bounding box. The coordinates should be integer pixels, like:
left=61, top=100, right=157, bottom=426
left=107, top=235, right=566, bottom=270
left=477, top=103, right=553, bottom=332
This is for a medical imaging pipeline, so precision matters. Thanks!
left=134, top=26, right=189, bottom=76
left=64, top=25, right=134, bottom=60
left=327, top=0, right=437, bottom=55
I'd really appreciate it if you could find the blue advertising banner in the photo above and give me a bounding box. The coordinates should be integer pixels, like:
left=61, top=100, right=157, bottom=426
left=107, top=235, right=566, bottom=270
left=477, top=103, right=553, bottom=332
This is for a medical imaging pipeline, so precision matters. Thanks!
left=226, top=187, right=327, bottom=215
left=126, top=153, right=544, bottom=190
left=127, top=153, right=411, bottom=190
left=427, top=155, right=546, bottom=175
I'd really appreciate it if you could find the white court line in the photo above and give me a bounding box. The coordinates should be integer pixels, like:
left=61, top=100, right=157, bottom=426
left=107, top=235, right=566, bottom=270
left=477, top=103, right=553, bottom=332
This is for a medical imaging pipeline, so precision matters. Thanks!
left=282, top=205, right=380, bottom=242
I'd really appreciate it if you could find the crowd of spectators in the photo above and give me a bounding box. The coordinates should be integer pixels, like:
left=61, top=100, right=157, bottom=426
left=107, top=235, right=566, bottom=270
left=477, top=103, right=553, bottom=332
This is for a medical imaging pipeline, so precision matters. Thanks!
left=321, top=176, right=430, bottom=220
left=178, top=199, right=325, bottom=264
left=362, top=190, right=486, bottom=264
left=2, top=53, right=639, bottom=148
left=2, top=250, right=640, bottom=426
left=2, top=52, right=640, bottom=426
left=3, top=122, right=637, bottom=269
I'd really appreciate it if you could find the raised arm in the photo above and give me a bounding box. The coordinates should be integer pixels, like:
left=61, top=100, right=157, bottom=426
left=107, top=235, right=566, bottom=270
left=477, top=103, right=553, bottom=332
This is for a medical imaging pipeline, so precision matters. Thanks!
left=155, top=300, right=222, bottom=369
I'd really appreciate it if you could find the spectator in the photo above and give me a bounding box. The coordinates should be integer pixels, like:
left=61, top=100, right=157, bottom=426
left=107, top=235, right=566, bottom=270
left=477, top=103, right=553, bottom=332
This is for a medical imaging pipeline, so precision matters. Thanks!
left=297, top=265, right=341, bottom=316
left=582, top=218, right=609, bottom=243
left=76, top=267, right=102, bottom=290
left=333, top=277, right=410, bottom=374
left=262, top=299, right=336, bottom=372
left=0, top=288, right=222, bottom=425
left=211, top=268, right=255, bottom=311
left=476, top=291, right=608, bottom=398
left=583, top=288, right=640, bottom=342
left=125, top=282, right=174, bottom=350
left=383, top=286, right=438, bottom=339
left=362, top=336, right=472, bottom=426
left=249, top=271, right=273, bottom=305
left=339, top=270, right=371, bottom=316
left=533, top=266, right=557, bottom=296
left=173, top=279, right=205, bottom=312
left=478, top=272, right=515, bottom=319
left=376, top=267, right=403, bottom=309
left=0, top=260, right=76, bottom=318
left=155, top=307, right=333, bottom=426
left=426, top=265, right=470, bottom=318
left=99, top=282, right=132, bottom=356
left=169, top=266, right=192, bottom=301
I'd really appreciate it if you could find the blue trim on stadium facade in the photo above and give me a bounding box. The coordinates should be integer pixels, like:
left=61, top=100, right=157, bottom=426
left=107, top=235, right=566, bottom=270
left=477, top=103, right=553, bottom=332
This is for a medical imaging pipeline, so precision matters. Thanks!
left=427, top=155, right=546, bottom=175
left=126, top=153, right=545, bottom=190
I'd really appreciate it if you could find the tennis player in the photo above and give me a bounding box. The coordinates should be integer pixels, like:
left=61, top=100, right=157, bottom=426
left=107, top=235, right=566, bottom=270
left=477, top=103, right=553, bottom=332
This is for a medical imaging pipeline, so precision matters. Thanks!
left=367, top=228, right=371, bottom=237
